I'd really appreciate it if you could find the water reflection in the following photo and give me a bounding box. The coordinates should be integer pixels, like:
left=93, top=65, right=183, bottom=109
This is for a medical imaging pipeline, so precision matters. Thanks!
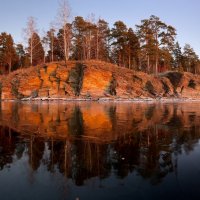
left=1, top=102, right=200, bottom=199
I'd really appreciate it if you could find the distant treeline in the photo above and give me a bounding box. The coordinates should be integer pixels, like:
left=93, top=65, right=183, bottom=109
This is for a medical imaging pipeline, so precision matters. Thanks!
left=0, top=0, right=199, bottom=74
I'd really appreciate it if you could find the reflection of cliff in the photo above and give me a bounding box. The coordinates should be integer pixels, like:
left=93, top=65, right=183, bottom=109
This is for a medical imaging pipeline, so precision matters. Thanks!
left=2, top=102, right=200, bottom=185
left=2, top=102, right=200, bottom=142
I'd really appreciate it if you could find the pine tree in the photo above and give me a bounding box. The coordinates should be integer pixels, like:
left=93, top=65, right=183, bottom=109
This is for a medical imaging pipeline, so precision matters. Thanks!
left=15, top=44, right=26, bottom=68
left=172, top=42, right=183, bottom=71
left=46, top=28, right=56, bottom=62
left=136, top=15, right=176, bottom=74
left=125, top=28, right=140, bottom=69
left=72, top=16, right=96, bottom=60
left=96, top=19, right=110, bottom=61
left=72, top=16, right=86, bottom=60
left=111, top=21, right=128, bottom=67
left=0, top=32, right=17, bottom=73
left=136, top=20, right=156, bottom=72
left=111, top=21, right=140, bottom=69
left=183, top=44, right=199, bottom=73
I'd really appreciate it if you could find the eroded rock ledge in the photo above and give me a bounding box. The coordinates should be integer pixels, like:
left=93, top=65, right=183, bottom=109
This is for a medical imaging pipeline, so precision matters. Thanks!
left=0, top=60, right=200, bottom=100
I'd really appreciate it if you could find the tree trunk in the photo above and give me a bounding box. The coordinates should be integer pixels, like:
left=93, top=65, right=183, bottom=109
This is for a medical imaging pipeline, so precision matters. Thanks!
left=128, top=46, right=131, bottom=69
left=96, top=28, right=99, bottom=60
left=147, top=54, right=150, bottom=73
left=51, top=33, right=54, bottom=62
left=63, top=26, right=68, bottom=65
left=128, top=55, right=131, bottom=69
left=9, top=58, right=12, bottom=73
left=155, top=33, right=159, bottom=75
left=88, top=30, right=91, bottom=60
left=118, top=52, right=121, bottom=66
left=30, top=37, right=33, bottom=66
left=155, top=54, right=158, bottom=75
left=123, top=54, right=125, bottom=67
left=64, top=140, right=67, bottom=177
left=83, top=42, right=86, bottom=60
left=51, top=138, right=54, bottom=169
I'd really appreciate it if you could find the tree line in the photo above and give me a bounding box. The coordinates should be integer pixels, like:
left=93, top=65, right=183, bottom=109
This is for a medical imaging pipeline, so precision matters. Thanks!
left=0, top=0, right=199, bottom=75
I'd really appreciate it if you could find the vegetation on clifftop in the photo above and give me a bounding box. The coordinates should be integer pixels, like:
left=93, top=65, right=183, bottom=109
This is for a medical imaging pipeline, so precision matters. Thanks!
left=0, top=1, right=200, bottom=76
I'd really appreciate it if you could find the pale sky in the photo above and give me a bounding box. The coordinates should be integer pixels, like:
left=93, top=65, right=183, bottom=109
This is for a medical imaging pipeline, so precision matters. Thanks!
left=0, top=0, right=200, bottom=55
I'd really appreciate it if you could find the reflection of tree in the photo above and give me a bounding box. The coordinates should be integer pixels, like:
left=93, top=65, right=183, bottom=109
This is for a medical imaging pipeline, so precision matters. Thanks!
left=15, top=142, right=25, bottom=160
left=70, top=140, right=110, bottom=186
left=0, top=127, right=22, bottom=170
left=47, top=140, right=66, bottom=174
left=112, top=134, right=140, bottom=178
left=111, top=127, right=174, bottom=184
left=2, top=102, right=200, bottom=187
left=52, top=122, right=200, bottom=185
left=46, top=139, right=111, bottom=185
left=175, top=126, right=200, bottom=154
left=28, top=137, right=45, bottom=171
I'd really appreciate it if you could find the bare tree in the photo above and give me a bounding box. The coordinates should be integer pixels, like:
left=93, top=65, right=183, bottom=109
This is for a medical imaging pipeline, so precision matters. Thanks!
left=41, top=33, right=49, bottom=63
left=85, top=13, right=95, bottom=60
left=23, top=17, right=40, bottom=66
left=49, top=22, right=56, bottom=62
left=57, top=0, right=71, bottom=64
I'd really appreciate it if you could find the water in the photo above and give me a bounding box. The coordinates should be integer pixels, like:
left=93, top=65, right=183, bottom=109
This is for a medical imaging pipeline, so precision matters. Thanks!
left=0, top=101, right=200, bottom=200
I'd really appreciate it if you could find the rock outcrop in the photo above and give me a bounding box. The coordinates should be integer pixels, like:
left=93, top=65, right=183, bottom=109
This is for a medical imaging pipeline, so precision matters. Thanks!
left=0, top=60, right=200, bottom=100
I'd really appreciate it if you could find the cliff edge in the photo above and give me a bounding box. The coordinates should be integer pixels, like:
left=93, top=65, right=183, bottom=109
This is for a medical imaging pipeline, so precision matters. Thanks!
left=0, top=60, right=200, bottom=100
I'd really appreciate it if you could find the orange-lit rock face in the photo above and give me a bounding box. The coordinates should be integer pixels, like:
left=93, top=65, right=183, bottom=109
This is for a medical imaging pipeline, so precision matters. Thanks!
left=81, top=67, right=112, bottom=97
left=1, top=61, right=200, bottom=100
left=1, top=102, right=200, bottom=142
left=18, top=76, right=41, bottom=96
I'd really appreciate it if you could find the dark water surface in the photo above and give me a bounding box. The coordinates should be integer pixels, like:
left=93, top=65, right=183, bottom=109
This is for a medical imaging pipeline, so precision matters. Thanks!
left=1, top=101, right=200, bottom=200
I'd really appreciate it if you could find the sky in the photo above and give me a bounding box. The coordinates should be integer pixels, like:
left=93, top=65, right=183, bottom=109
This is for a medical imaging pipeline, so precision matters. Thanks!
left=0, top=0, right=200, bottom=55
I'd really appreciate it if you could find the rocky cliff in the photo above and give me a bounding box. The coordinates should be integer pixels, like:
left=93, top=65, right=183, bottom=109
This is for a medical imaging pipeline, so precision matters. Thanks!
left=1, top=60, right=200, bottom=100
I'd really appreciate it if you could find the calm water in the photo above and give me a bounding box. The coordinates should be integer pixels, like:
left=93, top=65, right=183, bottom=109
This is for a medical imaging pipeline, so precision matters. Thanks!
left=1, top=101, right=200, bottom=200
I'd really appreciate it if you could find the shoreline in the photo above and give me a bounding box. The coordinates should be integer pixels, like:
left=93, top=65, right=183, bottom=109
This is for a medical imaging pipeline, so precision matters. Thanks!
left=1, top=97, right=200, bottom=103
